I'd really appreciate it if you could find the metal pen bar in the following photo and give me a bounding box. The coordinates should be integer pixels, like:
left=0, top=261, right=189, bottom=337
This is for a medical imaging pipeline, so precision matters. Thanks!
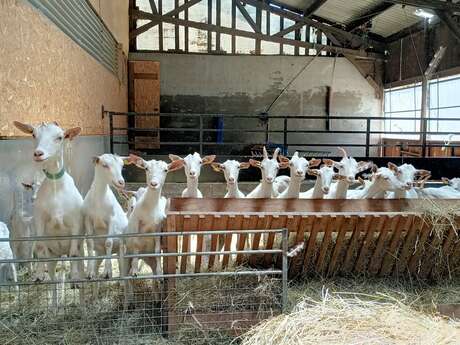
left=0, top=248, right=283, bottom=264
left=281, top=228, right=288, bottom=313
left=1, top=228, right=285, bottom=242
left=0, top=270, right=283, bottom=287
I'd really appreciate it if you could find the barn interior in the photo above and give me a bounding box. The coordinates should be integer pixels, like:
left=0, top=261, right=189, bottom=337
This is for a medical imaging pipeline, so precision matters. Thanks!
left=2, top=1, right=460, bottom=344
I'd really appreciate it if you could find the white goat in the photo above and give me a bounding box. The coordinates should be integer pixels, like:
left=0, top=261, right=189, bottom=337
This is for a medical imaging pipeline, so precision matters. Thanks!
left=0, top=222, right=18, bottom=288
left=351, top=167, right=407, bottom=199
left=300, top=161, right=338, bottom=199
left=386, top=163, right=430, bottom=199
left=83, top=154, right=128, bottom=279
left=169, top=152, right=215, bottom=198
left=10, top=180, right=41, bottom=273
left=13, top=121, right=84, bottom=285
left=247, top=147, right=289, bottom=198
left=416, top=177, right=460, bottom=199
left=125, top=155, right=183, bottom=276
left=211, top=160, right=250, bottom=198
left=278, top=153, right=321, bottom=199
left=326, top=147, right=371, bottom=199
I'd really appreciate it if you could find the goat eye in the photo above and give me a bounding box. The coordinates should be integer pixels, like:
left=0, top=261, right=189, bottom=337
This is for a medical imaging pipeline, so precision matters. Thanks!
left=57, top=136, right=63, bottom=141
left=164, top=169, right=168, bottom=172
left=102, top=164, right=109, bottom=169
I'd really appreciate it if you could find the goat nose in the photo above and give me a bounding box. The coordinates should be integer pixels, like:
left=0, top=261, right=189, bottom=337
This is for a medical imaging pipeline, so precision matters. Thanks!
left=118, top=179, right=125, bottom=187
left=150, top=181, right=158, bottom=188
left=323, top=186, right=330, bottom=192
left=266, top=177, right=274, bottom=182
left=189, top=170, right=196, bottom=176
left=228, top=177, right=235, bottom=183
left=34, top=150, right=44, bottom=157
left=297, top=170, right=303, bottom=175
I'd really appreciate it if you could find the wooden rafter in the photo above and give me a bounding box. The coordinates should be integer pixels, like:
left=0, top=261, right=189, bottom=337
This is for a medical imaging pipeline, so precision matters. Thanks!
left=131, top=10, right=382, bottom=58
left=436, top=10, right=460, bottom=42
left=130, top=0, right=202, bottom=38
left=346, top=3, right=394, bottom=31
left=273, top=21, right=305, bottom=37
left=149, top=0, right=158, bottom=14
left=303, top=0, right=329, bottom=17
left=240, top=0, right=385, bottom=51
left=235, top=1, right=261, bottom=33
left=384, top=0, right=460, bottom=12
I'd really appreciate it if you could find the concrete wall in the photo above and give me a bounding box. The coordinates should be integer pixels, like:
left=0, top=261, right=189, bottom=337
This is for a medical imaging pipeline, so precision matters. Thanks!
left=0, top=1, right=128, bottom=224
left=130, top=53, right=383, bottom=157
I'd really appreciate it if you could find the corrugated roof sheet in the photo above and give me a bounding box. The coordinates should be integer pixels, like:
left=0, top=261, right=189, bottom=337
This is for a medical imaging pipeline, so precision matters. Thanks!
left=275, top=0, right=425, bottom=38
left=371, top=4, right=422, bottom=37
left=314, top=0, right=383, bottom=25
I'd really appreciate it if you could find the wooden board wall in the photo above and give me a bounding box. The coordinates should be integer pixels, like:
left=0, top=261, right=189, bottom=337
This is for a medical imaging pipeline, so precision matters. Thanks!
left=128, top=60, right=160, bottom=149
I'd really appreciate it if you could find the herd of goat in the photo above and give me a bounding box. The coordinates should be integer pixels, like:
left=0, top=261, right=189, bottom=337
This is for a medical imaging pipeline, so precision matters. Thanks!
left=1, top=121, right=460, bottom=294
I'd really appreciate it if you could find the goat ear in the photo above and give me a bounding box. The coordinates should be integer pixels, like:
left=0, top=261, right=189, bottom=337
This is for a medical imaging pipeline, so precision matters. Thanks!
left=92, top=156, right=100, bottom=165
left=126, top=154, right=146, bottom=169
left=323, top=159, right=335, bottom=167
left=262, top=146, right=268, bottom=160
left=169, top=154, right=182, bottom=162
left=333, top=161, right=344, bottom=169
left=416, top=169, right=431, bottom=177
left=239, top=162, right=250, bottom=169
left=309, top=158, right=321, bottom=167
left=441, top=177, right=450, bottom=185
left=273, top=147, right=280, bottom=160
left=211, top=163, right=223, bottom=172
left=278, top=155, right=290, bottom=163
left=249, top=159, right=261, bottom=168
left=335, top=174, right=346, bottom=181
left=202, top=155, right=216, bottom=165
left=168, top=159, right=184, bottom=172
left=387, top=162, right=398, bottom=172
left=307, top=169, right=319, bottom=176
left=337, top=147, right=347, bottom=158
left=357, top=161, right=372, bottom=173
left=13, top=121, right=34, bottom=134
left=21, top=182, right=34, bottom=190
left=64, top=127, right=81, bottom=140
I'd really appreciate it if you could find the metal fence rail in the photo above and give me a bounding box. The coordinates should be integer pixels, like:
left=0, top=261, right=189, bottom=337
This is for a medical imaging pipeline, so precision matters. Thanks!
left=0, top=228, right=288, bottom=344
left=105, top=111, right=460, bottom=158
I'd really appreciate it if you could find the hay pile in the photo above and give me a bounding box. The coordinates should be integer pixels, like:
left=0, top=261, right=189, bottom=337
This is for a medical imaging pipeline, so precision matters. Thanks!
left=241, top=290, right=460, bottom=345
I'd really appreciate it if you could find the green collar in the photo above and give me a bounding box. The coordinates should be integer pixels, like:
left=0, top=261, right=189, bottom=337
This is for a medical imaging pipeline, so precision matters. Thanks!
left=43, top=167, right=65, bottom=180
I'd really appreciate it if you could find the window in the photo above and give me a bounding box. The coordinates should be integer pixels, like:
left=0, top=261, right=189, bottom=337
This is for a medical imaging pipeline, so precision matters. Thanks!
left=384, top=74, right=460, bottom=141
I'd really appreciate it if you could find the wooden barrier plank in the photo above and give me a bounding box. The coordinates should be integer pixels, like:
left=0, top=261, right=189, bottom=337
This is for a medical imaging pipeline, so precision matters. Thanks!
left=407, top=220, right=431, bottom=275
left=180, top=215, right=199, bottom=274
left=354, top=216, right=385, bottom=274
left=368, top=215, right=397, bottom=275
left=288, top=216, right=310, bottom=277
left=316, top=216, right=342, bottom=275
left=208, top=215, right=229, bottom=270
left=223, top=215, right=243, bottom=268
left=380, top=215, right=411, bottom=276
left=250, top=216, right=271, bottom=267
left=264, top=215, right=287, bottom=267
left=327, top=216, right=355, bottom=277
left=236, top=215, right=258, bottom=265
left=395, top=216, right=421, bottom=275
left=287, top=214, right=301, bottom=245
left=342, top=216, right=366, bottom=274
left=194, top=215, right=214, bottom=273
left=303, top=216, right=327, bottom=275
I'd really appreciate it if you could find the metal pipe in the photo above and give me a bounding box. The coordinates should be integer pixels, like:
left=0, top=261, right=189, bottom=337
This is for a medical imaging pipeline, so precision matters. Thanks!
left=0, top=228, right=285, bottom=242
left=0, top=248, right=283, bottom=264
left=281, top=227, right=288, bottom=313
left=0, top=270, right=283, bottom=287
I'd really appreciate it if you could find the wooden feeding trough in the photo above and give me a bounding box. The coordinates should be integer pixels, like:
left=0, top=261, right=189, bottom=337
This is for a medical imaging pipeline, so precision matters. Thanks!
left=163, top=198, right=460, bottom=278
left=161, top=198, right=460, bottom=335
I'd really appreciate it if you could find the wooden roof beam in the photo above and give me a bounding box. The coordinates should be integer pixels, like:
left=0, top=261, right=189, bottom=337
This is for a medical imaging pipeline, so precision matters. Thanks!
left=303, top=0, right=329, bottom=17
left=347, top=3, right=395, bottom=31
